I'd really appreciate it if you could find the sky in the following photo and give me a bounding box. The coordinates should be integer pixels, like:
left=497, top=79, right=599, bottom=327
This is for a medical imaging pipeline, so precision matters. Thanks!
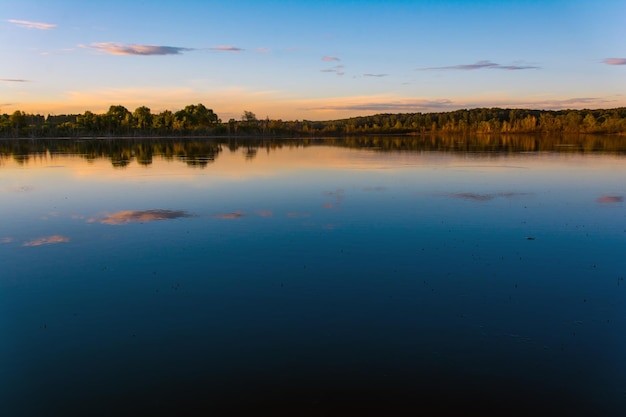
left=1, top=0, right=625, bottom=121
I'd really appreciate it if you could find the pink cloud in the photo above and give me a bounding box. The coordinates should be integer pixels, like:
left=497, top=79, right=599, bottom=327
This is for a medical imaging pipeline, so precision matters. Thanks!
left=603, top=58, right=626, bottom=66
left=85, top=43, right=193, bottom=56
left=209, top=45, right=244, bottom=52
left=8, top=19, right=56, bottom=30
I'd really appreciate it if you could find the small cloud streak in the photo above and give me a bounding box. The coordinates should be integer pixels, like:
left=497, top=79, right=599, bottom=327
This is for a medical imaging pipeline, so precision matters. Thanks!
left=8, top=19, right=56, bottom=30
left=214, top=211, right=245, bottom=219
left=256, top=210, right=273, bottom=217
left=420, top=60, right=539, bottom=71
left=597, top=195, right=623, bottom=203
left=255, top=47, right=271, bottom=54
left=446, top=192, right=526, bottom=201
left=90, top=209, right=193, bottom=224
left=363, top=73, right=388, bottom=77
left=603, top=58, right=626, bottom=66
left=1, top=78, right=30, bottom=83
left=209, top=45, right=243, bottom=52
left=2, top=237, right=14, bottom=244
left=23, top=235, right=69, bottom=247
left=287, top=212, right=311, bottom=218
left=85, top=43, right=194, bottom=56
left=322, top=56, right=340, bottom=62
left=307, top=98, right=453, bottom=112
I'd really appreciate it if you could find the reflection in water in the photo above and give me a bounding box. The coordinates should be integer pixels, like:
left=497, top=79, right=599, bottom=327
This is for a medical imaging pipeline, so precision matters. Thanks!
left=22, top=235, right=70, bottom=246
left=597, top=195, right=623, bottom=203
left=1, top=137, right=625, bottom=416
left=90, top=209, right=193, bottom=225
left=2, top=134, right=626, bottom=169
left=213, top=211, right=245, bottom=219
left=3, top=185, right=34, bottom=193
left=446, top=192, right=527, bottom=201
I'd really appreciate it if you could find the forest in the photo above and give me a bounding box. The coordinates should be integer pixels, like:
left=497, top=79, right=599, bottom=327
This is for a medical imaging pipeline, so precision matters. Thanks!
left=1, top=104, right=626, bottom=138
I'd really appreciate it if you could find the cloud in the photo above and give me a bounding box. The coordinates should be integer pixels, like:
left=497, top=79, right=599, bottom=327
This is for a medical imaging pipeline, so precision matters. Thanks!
left=209, top=45, right=244, bottom=52
left=85, top=43, right=194, bottom=56
left=363, top=73, right=388, bottom=77
left=8, top=19, right=56, bottom=30
left=322, top=56, right=340, bottom=62
left=419, top=60, right=539, bottom=71
left=23, top=235, right=69, bottom=247
left=306, top=98, right=454, bottom=112
left=2, top=237, right=13, bottom=244
left=90, top=209, right=193, bottom=224
left=255, top=47, right=271, bottom=54
left=321, top=68, right=345, bottom=76
left=1, top=78, right=30, bottom=82
left=603, top=58, right=626, bottom=66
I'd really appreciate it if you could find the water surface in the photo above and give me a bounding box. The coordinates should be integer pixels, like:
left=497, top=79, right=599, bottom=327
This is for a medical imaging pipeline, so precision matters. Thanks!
left=1, top=137, right=625, bottom=416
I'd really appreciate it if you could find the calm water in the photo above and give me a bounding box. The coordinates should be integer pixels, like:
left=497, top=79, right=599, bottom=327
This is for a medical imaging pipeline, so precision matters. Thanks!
left=1, top=137, right=625, bottom=416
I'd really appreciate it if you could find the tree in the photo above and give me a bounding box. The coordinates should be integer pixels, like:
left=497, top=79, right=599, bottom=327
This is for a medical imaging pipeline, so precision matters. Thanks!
left=133, top=106, right=153, bottom=131
left=242, top=110, right=257, bottom=123
left=106, top=105, right=132, bottom=134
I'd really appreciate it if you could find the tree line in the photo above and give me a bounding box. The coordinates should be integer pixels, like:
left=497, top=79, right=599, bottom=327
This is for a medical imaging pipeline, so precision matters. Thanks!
left=2, top=104, right=626, bottom=138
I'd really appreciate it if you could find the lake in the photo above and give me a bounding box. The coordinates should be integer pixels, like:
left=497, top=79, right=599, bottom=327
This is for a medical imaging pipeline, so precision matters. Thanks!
left=1, top=136, right=625, bottom=416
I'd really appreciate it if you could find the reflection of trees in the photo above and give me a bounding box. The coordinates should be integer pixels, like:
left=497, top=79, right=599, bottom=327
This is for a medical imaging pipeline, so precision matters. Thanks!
left=1, top=135, right=626, bottom=167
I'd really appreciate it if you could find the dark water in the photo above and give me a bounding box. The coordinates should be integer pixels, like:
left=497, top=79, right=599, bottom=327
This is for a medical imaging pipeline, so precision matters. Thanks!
left=1, top=137, right=625, bottom=416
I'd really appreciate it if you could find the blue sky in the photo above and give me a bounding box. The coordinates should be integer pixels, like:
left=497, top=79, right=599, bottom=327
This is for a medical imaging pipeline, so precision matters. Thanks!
left=1, top=0, right=625, bottom=120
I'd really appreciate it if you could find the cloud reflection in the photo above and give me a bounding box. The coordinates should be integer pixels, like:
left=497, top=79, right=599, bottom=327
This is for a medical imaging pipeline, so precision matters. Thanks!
left=446, top=192, right=525, bottom=201
left=23, top=235, right=69, bottom=247
left=214, top=211, right=245, bottom=219
left=597, top=195, right=623, bottom=203
left=91, top=209, right=193, bottom=225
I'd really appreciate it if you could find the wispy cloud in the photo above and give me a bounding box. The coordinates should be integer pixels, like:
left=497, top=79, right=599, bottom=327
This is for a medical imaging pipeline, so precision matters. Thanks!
left=307, top=98, right=454, bottom=112
left=603, top=58, right=626, bottom=66
left=419, top=60, right=539, bottom=71
left=363, top=73, right=388, bottom=77
left=0, top=78, right=30, bottom=82
left=8, top=19, right=56, bottom=30
left=322, top=56, right=340, bottom=62
left=255, top=47, right=271, bottom=54
left=23, top=235, right=69, bottom=247
left=89, top=209, right=193, bottom=225
left=321, top=64, right=345, bottom=76
left=84, top=43, right=194, bottom=56
left=209, top=45, right=244, bottom=52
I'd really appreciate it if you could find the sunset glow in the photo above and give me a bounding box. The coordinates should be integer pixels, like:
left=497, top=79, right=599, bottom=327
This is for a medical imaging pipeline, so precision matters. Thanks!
left=2, top=0, right=625, bottom=120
